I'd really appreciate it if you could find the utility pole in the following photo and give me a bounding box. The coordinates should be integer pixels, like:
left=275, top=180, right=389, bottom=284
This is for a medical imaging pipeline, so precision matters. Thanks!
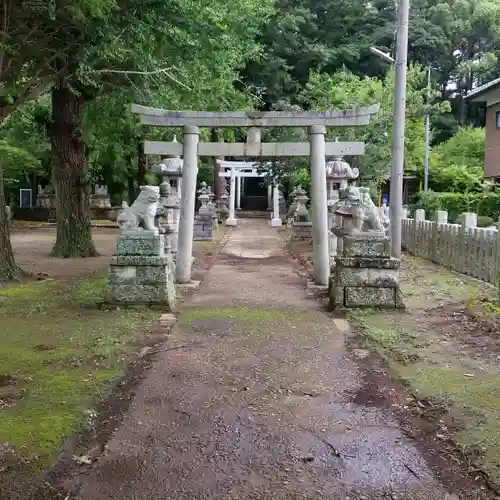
left=389, top=0, right=410, bottom=258
left=423, top=66, right=431, bottom=192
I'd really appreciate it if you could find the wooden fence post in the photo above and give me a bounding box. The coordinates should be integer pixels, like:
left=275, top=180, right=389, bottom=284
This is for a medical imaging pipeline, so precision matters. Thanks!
left=459, top=212, right=477, bottom=276
left=495, top=217, right=500, bottom=292
left=413, top=209, right=425, bottom=255
left=431, top=210, right=448, bottom=263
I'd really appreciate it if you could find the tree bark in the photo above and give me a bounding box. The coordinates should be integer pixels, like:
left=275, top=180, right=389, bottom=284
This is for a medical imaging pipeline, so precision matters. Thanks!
left=137, top=140, right=147, bottom=188
left=127, top=175, right=135, bottom=205
left=212, top=128, right=224, bottom=200
left=0, top=166, right=24, bottom=281
left=50, top=85, right=98, bottom=257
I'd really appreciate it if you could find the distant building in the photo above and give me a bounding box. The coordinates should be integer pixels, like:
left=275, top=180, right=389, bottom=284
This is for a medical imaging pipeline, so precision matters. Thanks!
left=468, top=77, right=500, bottom=179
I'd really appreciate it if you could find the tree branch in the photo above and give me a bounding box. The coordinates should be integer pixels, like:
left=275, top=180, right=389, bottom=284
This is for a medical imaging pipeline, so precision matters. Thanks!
left=91, top=66, right=192, bottom=90
left=0, top=76, right=56, bottom=121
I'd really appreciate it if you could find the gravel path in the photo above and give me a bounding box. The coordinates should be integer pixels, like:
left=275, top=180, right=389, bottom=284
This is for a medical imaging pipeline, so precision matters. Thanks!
left=77, top=220, right=460, bottom=500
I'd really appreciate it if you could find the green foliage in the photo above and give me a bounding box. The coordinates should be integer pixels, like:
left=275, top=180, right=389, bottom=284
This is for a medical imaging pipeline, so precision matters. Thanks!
left=0, top=142, right=38, bottom=187
left=421, top=127, right=485, bottom=193
left=377, top=0, right=500, bottom=134
left=413, top=191, right=500, bottom=222
left=290, top=167, right=312, bottom=191
left=0, top=276, right=157, bottom=476
left=0, top=99, right=50, bottom=186
left=432, top=127, right=485, bottom=172
left=299, top=65, right=449, bottom=186
left=477, top=216, right=495, bottom=228
left=241, top=0, right=395, bottom=107
left=77, top=0, right=274, bottom=200
left=0, top=0, right=117, bottom=121
left=427, top=164, right=483, bottom=193
left=197, top=163, right=214, bottom=188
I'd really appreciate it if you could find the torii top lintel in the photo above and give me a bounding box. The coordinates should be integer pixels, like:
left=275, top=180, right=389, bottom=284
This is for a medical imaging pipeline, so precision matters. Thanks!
left=131, top=104, right=380, bottom=128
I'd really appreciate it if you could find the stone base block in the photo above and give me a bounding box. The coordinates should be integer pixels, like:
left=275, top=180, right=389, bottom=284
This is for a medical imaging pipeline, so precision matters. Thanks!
left=106, top=255, right=176, bottom=310
left=225, top=218, right=238, bottom=226
left=117, top=233, right=164, bottom=256
left=270, top=218, right=282, bottom=227
left=194, top=215, right=213, bottom=241
left=176, top=280, right=201, bottom=292
left=329, top=245, right=404, bottom=309
left=336, top=256, right=400, bottom=269
left=337, top=266, right=399, bottom=288
left=290, top=221, right=312, bottom=240
left=216, top=208, right=229, bottom=223
left=329, top=285, right=404, bottom=309
left=343, top=234, right=390, bottom=258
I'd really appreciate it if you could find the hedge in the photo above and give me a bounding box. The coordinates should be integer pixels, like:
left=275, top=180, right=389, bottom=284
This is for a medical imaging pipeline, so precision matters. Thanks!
left=411, top=192, right=500, bottom=224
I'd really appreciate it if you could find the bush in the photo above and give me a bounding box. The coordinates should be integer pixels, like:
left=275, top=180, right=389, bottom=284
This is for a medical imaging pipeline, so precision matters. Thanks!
left=477, top=216, right=495, bottom=228
left=412, top=191, right=500, bottom=223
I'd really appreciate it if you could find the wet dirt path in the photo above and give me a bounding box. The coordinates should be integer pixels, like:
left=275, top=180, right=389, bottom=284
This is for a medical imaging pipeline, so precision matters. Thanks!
left=77, top=220, right=460, bottom=500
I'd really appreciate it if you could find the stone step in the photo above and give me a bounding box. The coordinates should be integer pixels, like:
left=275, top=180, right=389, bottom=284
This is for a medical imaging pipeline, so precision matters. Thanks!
left=237, top=211, right=270, bottom=219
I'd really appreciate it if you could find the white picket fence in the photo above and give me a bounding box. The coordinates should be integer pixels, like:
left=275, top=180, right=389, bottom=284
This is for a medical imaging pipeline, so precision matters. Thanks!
left=401, top=210, right=500, bottom=286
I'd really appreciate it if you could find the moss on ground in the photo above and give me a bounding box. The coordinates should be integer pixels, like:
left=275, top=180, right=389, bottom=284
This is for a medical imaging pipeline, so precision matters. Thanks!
left=181, top=306, right=296, bottom=325
left=0, top=277, right=158, bottom=481
left=350, top=255, right=500, bottom=487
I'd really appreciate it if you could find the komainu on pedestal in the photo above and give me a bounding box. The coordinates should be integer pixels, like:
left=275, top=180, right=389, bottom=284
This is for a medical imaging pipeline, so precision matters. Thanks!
left=106, top=185, right=176, bottom=310
left=328, top=186, right=404, bottom=310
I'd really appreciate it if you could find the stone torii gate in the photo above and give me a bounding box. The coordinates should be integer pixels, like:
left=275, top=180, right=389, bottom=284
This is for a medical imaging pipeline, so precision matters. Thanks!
left=216, top=160, right=269, bottom=225
left=131, top=104, right=380, bottom=286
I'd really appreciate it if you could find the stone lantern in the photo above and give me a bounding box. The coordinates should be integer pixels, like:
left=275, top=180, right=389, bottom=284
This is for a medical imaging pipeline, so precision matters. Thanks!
left=206, top=185, right=218, bottom=229
left=325, top=156, right=359, bottom=264
left=156, top=182, right=177, bottom=272
left=207, top=185, right=215, bottom=211
left=36, top=184, right=55, bottom=209
left=217, top=193, right=229, bottom=222
left=197, top=182, right=210, bottom=215
left=194, top=182, right=213, bottom=241
left=286, top=185, right=302, bottom=228
left=90, top=185, right=111, bottom=209
left=216, top=179, right=230, bottom=222
left=151, top=135, right=183, bottom=260
left=290, top=188, right=312, bottom=240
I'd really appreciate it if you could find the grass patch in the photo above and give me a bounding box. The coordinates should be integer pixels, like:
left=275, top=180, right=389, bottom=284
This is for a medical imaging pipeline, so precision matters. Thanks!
left=180, top=305, right=325, bottom=331
left=399, top=254, right=492, bottom=308
left=350, top=255, right=500, bottom=487
left=0, top=277, right=158, bottom=484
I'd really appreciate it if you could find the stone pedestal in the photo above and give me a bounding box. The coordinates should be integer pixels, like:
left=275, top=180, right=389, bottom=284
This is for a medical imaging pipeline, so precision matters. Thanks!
left=193, top=214, right=213, bottom=241
left=270, top=185, right=282, bottom=227
left=216, top=197, right=229, bottom=223
left=106, top=231, right=176, bottom=309
left=290, top=188, right=312, bottom=240
left=291, top=221, right=312, bottom=240
left=36, top=185, right=55, bottom=209
left=329, top=234, right=404, bottom=309
left=225, top=218, right=238, bottom=226
left=91, top=185, right=111, bottom=209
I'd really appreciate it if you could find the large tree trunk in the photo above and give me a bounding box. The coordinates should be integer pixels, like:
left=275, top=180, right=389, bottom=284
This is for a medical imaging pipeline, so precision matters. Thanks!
left=50, top=85, right=98, bottom=257
left=0, top=166, right=23, bottom=281
left=137, top=140, right=147, bottom=188
left=212, top=128, right=224, bottom=200
left=127, top=175, right=135, bottom=205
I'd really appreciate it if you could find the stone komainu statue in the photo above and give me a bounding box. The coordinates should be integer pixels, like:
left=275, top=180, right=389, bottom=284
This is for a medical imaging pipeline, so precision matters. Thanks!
left=358, top=187, right=385, bottom=233
left=333, top=186, right=385, bottom=234
left=117, top=185, right=160, bottom=232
